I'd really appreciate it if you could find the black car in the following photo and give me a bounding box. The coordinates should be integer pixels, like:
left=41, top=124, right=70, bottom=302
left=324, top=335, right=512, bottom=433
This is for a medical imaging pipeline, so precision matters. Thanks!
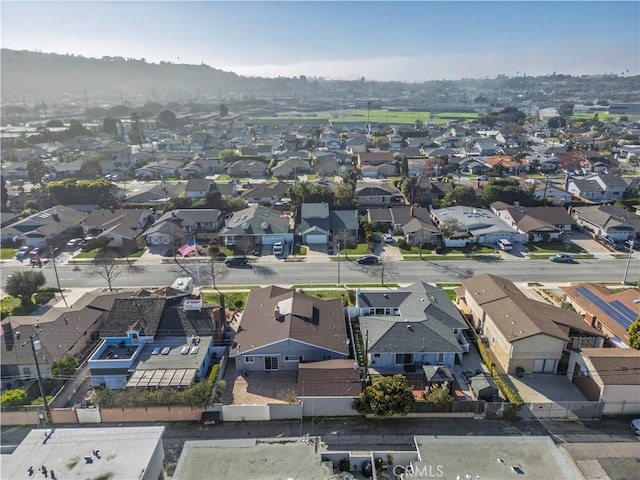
left=357, top=255, right=379, bottom=265
left=224, top=255, right=248, bottom=267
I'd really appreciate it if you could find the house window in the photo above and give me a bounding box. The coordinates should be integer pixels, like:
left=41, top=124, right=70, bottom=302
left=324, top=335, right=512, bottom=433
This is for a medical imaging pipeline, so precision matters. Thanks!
left=373, top=354, right=380, bottom=358
left=437, top=353, right=445, bottom=364
left=244, top=356, right=254, bottom=363
left=322, top=355, right=332, bottom=360
left=395, top=354, right=413, bottom=365
left=284, top=355, right=303, bottom=362
left=23, top=367, right=31, bottom=376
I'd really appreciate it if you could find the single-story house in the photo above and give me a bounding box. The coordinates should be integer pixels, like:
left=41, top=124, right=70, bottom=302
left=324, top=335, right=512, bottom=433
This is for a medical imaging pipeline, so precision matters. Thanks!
left=230, top=286, right=350, bottom=371
left=219, top=205, right=293, bottom=250
left=490, top=203, right=576, bottom=242
left=355, top=282, right=470, bottom=373
left=566, top=348, right=640, bottom=414
left=143, top=209, right=224, bottom=246
left=2, top=205, right=87, bottom=248
left=570, top=204, right=639, bottom=241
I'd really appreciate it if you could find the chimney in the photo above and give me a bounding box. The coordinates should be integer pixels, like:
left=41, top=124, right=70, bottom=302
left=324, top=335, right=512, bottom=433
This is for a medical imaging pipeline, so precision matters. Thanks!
left=274, top=305, right=280, bottom=321
left=51, top=207, right=59, bottom=222
left=564, top=173, right=570, bottom=191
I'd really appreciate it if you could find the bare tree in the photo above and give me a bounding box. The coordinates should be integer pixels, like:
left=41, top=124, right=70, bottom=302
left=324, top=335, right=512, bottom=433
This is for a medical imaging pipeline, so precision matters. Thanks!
left=368, top=254, right=399, bottom=287
left=203, top=257, right=229, bottom=290
left=87, top=251, right=126, bottom=291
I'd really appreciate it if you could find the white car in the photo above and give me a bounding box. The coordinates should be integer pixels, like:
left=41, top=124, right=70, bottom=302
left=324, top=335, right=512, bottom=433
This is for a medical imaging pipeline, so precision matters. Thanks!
left=272, top=242, right=283, bottom=255
left=632, top=418, right=640, bottom=435
left=383, top=233, right=394, bottom=243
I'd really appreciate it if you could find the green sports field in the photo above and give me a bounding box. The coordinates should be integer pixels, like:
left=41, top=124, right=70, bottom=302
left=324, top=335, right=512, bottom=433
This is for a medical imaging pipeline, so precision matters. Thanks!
left=255, top=109, right=479, bottom=125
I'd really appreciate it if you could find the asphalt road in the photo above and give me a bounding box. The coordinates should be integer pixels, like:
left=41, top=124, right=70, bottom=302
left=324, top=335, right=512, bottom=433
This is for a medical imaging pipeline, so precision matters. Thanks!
left=2, top=255, right=638, bottom=290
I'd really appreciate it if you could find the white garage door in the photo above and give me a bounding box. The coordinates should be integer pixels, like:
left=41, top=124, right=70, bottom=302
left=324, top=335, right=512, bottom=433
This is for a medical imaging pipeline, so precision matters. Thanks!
left=305, top=234, right=328, bottom=244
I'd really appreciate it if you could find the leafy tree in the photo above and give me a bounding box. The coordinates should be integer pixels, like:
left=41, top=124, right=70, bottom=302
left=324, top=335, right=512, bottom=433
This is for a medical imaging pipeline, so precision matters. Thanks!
left=1, top=177, right=8, bottom=209
left=219, top=104, right=229, bottom=117
left=628, top=318, right=640, bottom=349
left=5, top=270, right=46, bottom=306
left=226, top=197, right=248, bottom=212
left=220, top=149, right=240, bottom=163
left=425, top=386, right=453, bottom=405
left=66, top=119, right=89, bottom=138
left=482, top=178, right=532, bottom=205
left=558, top=102, right=575, bottom=118
left=371, top=135, right=390, bottom=150
left=193, top=190, right=224, bottom=209
left=354, top=374, right=415, bottom=417
left=333, top=183, right=356, bottom=208
left=441, top=186, right=484, bottom=208
left=51, top=354, right=80, bottom=378
left=157, top=109, right=177, bottom=130
left=27, top=157, right=49, bottom=187
left=0, top=389, right=29, bottom=406
left=129, top=111, right=143, bottom=147
left=103, top=116, right=119, bottom=136
left=45, top=119, right=64, bottom=128
left=13, top=137, right=30, bottom=149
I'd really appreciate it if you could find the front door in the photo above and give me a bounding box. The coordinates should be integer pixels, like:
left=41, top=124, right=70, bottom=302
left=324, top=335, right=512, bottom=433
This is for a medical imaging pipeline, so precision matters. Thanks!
left=264, top=356, right=279, bottom=370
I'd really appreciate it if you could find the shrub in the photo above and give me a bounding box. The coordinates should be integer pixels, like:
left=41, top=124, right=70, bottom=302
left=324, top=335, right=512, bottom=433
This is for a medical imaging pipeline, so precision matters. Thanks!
left=33, top=291, right=55, bottom=305
left=208, top=363, right=221, bottom=382
left=233, top=299, right=244, bottom=310
left=338, top=459, right=350, bottom=472
left=1, top=388, right=29, bottom=406
left=397, top=238, right=409, bottom=250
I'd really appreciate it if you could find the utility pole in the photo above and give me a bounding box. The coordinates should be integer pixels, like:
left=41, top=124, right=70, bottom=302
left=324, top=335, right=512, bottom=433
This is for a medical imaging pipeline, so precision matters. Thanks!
left=49, top=246, right=68, bottom=307
left=336, top=241, right=341, bottom=287
left=23, top=330, right=51, bottom=425
left=622, top=240, right=634, bottom=285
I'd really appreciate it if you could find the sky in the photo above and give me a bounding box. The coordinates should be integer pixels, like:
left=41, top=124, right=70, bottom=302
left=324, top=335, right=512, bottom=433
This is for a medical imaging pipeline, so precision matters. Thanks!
left=1, top=1, right=639, bottom=82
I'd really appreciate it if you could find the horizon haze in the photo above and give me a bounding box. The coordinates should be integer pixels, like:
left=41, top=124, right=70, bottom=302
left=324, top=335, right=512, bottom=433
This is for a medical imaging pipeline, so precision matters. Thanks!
left=2, top=1, right=639, bottom=82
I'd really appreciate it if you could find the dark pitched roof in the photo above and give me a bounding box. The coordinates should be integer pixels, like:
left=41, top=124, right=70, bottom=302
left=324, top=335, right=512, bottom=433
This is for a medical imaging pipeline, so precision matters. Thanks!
left=100, top=297, right=169, bottom=336
left=362, top=316, right=461, bottom=354
left=297, top=359, right=362, bottom=397
left=156, top=305, right=225, bottom=337
left=231, top=286, right=349, bottom=357
left=185, top=178, right=213, bottom=191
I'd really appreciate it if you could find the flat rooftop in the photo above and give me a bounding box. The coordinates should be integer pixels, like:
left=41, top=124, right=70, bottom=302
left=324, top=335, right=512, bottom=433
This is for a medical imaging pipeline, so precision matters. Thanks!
left=2, top=426, right=165, bottom=480
left=172, top=438, right=334, bottom=480
left=126, top=336, right=213, bottom=388
left=413, top=435, right=584, bottom=480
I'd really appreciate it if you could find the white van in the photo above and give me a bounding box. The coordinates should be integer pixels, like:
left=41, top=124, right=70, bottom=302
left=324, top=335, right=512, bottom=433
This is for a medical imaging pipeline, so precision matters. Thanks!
left=496, top=239, right=513, bottom=251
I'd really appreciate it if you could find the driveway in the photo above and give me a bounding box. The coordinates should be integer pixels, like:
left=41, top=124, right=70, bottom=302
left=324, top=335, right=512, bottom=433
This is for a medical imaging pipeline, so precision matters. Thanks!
left=564, top=231, right=610, bottom=253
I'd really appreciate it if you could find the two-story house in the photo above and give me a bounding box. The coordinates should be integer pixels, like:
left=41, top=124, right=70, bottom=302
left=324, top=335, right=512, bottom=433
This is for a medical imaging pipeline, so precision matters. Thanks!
left=457, top=274, right=604, bottom=375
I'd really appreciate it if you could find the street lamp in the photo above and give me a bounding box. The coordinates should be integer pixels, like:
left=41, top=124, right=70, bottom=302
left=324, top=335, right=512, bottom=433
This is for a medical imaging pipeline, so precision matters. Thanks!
left=23, top=330, right=51, bottom=425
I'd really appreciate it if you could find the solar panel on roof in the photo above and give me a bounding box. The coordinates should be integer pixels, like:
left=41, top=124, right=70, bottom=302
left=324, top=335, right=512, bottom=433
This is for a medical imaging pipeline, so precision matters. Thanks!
left=576, top=286, right=637, bottom=331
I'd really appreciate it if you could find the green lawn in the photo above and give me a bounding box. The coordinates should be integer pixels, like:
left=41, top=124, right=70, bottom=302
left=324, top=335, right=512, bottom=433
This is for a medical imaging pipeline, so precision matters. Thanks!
left=527, top=242, right=586, bottom=254
left=1, top=296, right=39, bottom=316
left=341, top=243, right=372, bottom=255
left=75, top=250, right=98, bottom=259
left=255, top=109, right=478, bottom=125
left=0, top=248, right=17, bottom=260
left=127, top=248, right=146, bottom=258
left=202, top=291, right=249, bottom=310
left=300, top=289, right=354, bottom=306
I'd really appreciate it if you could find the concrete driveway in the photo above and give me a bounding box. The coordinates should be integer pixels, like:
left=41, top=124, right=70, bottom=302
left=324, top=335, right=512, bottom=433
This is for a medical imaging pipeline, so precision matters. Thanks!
left=564, top=231, right=611, bottom=253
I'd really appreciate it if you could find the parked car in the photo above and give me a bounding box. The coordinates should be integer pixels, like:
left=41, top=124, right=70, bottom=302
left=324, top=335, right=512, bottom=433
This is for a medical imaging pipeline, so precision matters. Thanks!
left=496, top=239, right=513, bottom=251
left=631, top=418, right=640, bottom=435
left=16, top=246, right=32, bottom=259
left=383, top=233, right=394, bottom=243
left=549, top=253, right=574, bottom=263
left=272, top=242, right=283, bottom=255
left=66, top=238, right=84, bottom=249
left=224, top=255, right=248, bottom=267
left=357, top=255, right=379, bottom=265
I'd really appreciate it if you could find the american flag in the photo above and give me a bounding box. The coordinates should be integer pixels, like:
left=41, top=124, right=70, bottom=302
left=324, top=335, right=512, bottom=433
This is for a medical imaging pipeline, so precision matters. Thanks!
left=177, top=239, right=197, bottom=257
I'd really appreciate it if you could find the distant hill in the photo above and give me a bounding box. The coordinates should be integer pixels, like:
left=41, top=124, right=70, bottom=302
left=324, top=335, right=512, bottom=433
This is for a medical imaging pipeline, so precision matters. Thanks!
left=0, top=49, right=313, bottom=102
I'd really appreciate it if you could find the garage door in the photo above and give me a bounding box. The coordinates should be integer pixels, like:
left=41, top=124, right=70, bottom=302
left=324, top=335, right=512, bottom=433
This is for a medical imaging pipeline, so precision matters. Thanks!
left=305, top=234, right=328, bottom=244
